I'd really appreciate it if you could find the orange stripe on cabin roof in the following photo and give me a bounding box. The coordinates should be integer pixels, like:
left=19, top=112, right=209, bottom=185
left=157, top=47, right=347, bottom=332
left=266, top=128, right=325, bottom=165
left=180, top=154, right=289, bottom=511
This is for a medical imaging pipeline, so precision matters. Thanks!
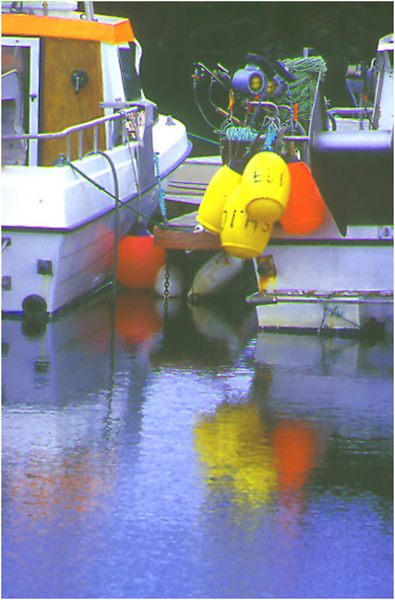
left=2, top=13, right=135, bottom=43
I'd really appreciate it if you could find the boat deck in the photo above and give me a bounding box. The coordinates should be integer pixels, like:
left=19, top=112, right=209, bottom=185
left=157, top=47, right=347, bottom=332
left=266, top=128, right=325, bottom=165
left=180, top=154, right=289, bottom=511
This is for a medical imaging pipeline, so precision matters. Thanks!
left=153, top=211, right=221, bottom=251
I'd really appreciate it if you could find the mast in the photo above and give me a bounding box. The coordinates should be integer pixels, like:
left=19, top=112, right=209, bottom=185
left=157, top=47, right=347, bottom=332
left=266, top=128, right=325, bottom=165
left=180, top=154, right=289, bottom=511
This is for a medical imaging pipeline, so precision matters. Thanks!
left=84, top=1, right=95, bottom=21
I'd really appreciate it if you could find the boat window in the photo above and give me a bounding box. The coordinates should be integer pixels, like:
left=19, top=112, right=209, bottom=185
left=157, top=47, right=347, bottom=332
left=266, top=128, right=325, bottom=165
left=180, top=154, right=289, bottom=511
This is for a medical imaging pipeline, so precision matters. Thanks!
left=118, top=43, right=142, bottom=101
left=2, top=70, right=27, bottom=165
left=2, top=46, right=30, bottom=136
left=2, top=38, right=40, bottom=165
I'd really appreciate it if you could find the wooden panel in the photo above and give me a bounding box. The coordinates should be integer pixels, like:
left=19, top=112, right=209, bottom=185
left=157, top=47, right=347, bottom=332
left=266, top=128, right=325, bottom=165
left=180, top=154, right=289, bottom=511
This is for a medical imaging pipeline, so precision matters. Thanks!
left=153, top=212, right=221, bottom=251
left=40, top=38, right=106, bottom=165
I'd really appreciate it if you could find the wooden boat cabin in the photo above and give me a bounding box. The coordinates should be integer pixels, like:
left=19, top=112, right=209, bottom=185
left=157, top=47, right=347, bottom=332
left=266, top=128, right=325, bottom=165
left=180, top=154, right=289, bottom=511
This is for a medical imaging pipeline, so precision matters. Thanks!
left=2, top=1, right=146, bottom=166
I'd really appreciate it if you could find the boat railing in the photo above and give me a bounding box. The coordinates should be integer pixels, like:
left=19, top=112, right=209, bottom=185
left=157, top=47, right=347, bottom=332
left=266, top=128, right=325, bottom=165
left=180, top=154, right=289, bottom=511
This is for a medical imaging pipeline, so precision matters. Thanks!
left=328, top=107, right=374, bottom=117
left=2, top=104, right=144, bottom=163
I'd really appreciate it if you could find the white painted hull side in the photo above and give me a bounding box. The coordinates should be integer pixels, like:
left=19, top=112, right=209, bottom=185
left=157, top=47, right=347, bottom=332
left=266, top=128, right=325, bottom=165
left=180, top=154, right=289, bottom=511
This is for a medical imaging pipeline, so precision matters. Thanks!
left=2, top=116, right=191, bottom=314
left=2, top=195, right=149, bottom=315
left=249, top=222, right=393, bottom=335
left=254, top=294, right=393, bottom=335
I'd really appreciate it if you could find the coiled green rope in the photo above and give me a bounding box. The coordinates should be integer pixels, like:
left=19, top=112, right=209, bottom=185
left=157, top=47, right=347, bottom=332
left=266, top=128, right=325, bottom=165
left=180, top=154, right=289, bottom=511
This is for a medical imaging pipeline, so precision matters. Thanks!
left=224, top=126, right=258, bottom=142
left=278, top=56, right=327, bottom=121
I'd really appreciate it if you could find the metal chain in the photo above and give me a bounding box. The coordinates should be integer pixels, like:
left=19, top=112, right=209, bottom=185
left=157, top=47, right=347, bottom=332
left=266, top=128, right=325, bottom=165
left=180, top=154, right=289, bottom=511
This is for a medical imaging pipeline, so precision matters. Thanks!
left=163, top=262, right=170, bottom=319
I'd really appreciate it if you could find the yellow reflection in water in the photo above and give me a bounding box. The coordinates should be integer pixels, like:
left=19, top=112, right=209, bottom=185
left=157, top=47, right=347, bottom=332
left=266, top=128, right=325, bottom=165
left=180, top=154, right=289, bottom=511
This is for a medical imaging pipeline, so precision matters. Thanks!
left=194, top=403, right=278, bottom=507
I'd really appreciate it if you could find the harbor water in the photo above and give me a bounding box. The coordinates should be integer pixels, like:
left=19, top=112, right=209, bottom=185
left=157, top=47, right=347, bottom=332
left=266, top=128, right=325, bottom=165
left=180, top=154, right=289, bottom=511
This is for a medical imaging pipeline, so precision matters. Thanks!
left=2, top=289, right=393, bottom=599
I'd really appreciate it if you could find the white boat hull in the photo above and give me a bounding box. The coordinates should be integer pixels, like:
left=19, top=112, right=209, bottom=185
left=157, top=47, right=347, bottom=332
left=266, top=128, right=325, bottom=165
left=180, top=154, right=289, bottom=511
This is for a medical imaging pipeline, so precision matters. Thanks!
left=2, top=117, right=191, bottom=315
left=2, top=201, right=143, bottom=315
left=161, top=155, right=394, bottom=336
left=252, top=293, right=393, bottom=335
left=248, top=218, right=393, bottom=336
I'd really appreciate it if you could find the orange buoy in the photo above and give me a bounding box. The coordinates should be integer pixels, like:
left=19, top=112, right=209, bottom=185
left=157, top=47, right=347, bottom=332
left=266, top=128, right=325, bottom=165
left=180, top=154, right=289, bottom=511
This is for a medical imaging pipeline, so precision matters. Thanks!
left=117, top=234, right=166, bottom=289
left=220, top=184, right=273, bottom=259
left=197, top=162, right=243, bottom=234
left=115, top=289, right=163, bottom=343
left=242, top=151, right=291, bottom=222
left=280, top=161, right=326, bottom=234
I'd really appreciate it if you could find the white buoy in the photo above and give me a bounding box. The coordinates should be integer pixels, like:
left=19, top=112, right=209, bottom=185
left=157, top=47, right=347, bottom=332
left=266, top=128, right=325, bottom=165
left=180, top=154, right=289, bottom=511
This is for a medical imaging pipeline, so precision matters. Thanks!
left=188, top=250, right=244, bottom=299
left=190, top=303, right=241, bottom=355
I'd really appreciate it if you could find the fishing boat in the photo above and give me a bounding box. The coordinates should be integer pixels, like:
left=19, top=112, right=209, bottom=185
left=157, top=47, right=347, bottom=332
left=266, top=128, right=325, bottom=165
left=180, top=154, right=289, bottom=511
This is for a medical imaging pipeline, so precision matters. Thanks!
left=165, top=33, right=393, bottom=337
left=1, top=0, right=191, bottom=317
left=246, top=33, right=393, bottom=337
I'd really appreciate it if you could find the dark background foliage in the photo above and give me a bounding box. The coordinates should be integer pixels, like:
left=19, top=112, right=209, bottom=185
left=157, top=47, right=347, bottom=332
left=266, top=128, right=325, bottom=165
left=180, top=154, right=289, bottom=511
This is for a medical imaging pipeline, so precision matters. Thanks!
left=93, top=1, right=392, bottom=151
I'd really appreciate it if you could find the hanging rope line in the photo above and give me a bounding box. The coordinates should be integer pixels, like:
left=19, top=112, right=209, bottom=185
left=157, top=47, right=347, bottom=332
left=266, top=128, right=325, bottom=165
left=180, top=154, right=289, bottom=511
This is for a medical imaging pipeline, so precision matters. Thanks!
left=153, top=152, right=169, bottom=225
left=63, top=156, right=164, bottom=228
left=86, top=150, right=120, bottom=288
left=62, top=155, right=200, bottom=233
left=187, top=132, right=220, bottom=146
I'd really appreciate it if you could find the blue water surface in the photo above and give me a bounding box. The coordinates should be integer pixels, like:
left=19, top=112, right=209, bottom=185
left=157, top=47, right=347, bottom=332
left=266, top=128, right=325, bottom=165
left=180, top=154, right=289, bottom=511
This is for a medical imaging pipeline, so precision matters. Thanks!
left=2, top=290, right=393, bottom=598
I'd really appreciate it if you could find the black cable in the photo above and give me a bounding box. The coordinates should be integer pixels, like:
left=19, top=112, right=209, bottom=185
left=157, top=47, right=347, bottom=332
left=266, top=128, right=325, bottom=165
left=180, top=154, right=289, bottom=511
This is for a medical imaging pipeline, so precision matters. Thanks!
left=88, top=151, right=120, bottom=291
left=192, top=81, right=218, bottom=131
left=64, top=155, right=196, bottom=233
left=65, top=156, right=163, bottom=226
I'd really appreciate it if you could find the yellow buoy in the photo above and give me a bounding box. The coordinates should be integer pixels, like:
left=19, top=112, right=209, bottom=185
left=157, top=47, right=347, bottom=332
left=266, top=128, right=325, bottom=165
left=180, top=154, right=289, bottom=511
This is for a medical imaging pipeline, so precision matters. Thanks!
left=220, top=184, right=273, bottom=259
left=197, top=163, right=242, bottom=234
left=242, top=151, right=291, bottom=222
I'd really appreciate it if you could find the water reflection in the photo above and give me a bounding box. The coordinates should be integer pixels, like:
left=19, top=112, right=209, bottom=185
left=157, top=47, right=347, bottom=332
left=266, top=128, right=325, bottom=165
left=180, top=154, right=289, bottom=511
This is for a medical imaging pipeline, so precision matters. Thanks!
left=193, top=395, right=323, bottom=516
left=2, top=290, right=162, bottom=527
left=2, top=291, right=393, bottom=599
left=195, top=403, right=278, bottom=507
left=115, top=289, right=164, bottom=345
left=8, top=449, right=115, bottom=521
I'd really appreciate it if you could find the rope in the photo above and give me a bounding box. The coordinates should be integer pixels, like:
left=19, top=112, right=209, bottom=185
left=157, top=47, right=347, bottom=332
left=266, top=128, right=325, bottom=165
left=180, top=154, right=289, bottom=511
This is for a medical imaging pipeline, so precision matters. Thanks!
left=125, top=127, right=143, bottom=222
left=88, top=151, right=120, bottom=291
left=61, top=156, right=166, bottom=229
left=188, top=132, right=220, bottom=146
left=224, top=126, right=257, bottom=142
left=61, top=154, right=199, bottom=235
left=262, top=123, right=278, bottom=151
left=318, top=303, right=360, bottom=334
left=278, top=56, right=327, bottom=121
left=153, top=152, right=168, bottom=225
left=2, top=237, right=11, bottom=254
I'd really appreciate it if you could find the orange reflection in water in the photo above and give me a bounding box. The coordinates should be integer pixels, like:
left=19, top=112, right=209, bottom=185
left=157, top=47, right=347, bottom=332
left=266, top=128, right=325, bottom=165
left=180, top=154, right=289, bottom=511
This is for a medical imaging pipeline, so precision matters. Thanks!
left=272, top=420, right=319, bottom=492
left=115, top=289, right=163, bottom=345
left=9, top=450, right=114, bottom=521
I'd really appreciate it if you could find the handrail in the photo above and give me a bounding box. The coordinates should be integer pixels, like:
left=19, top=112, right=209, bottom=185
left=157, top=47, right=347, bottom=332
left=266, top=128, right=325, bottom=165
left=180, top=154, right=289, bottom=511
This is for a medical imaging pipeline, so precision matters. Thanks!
left=328, top=107, right=374, bottom=117
left=2, top=106, right=141, bottom=141
left=2, top=104, right=144, bottom=162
